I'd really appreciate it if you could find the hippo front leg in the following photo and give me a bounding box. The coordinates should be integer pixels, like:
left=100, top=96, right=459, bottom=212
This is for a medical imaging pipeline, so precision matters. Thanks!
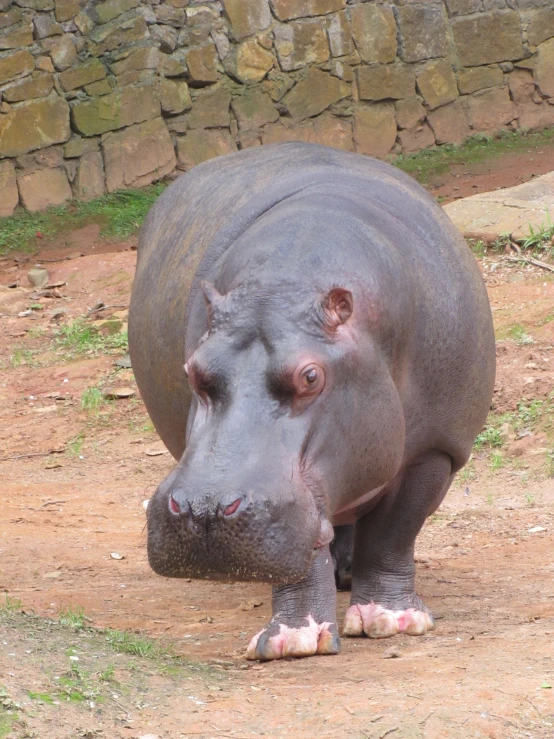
left=246, top=546, right=340, bottom=661
left=344, top=451, right=453, bottom=639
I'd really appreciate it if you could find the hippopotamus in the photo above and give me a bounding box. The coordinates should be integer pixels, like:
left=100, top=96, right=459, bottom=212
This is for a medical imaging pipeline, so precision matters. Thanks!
left=128, top=142, right=495, bottom=661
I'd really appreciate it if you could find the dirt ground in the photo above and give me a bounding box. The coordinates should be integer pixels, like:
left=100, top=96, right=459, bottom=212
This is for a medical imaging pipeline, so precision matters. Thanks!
left=1, top=156, right=554, bottom=739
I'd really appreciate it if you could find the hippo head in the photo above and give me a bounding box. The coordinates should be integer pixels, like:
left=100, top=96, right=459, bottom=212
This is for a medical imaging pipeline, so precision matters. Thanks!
left=146, top=277, right=401, bottom=584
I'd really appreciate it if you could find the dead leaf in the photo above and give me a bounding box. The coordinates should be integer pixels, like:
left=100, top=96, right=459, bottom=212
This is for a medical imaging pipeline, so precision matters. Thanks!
left=145, top=449, right=168, bottom=457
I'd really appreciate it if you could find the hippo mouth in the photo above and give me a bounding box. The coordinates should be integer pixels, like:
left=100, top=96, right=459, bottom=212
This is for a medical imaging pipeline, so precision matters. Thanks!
left=145, top=489, right=333, bottom=584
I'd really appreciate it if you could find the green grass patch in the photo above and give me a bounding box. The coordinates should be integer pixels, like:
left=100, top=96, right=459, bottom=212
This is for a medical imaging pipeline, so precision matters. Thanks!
left=474, top=398, right=554, bottom=456
left=520, top=210, right=554, bottom=251
left=0, top=185, right=166, bottom=256
left=0, top=688, right=20, bottom=739
left=59, top=606, right=86, bottom=631
left=497, top=322, right=534, bottom=344
left=105, top=629, right=168, bottom=659
left=394, top=128, right=554, bottom=185
left=81, top=387, right=107, bottom=414
left=54, top=319, right=128, bottom=358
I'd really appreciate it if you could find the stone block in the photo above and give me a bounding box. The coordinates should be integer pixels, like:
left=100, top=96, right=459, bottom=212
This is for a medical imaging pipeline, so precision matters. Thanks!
left=36, top=56, right=54, bottom=73
left=59, top=59, right=107, bottom=91
left=176, top=128, right=236, bottom=169
left=270, top=0, right=344, bottom=21
left=466, top=86, right=517, bottom=131
left=71, top=86, right=160, bottom=136
left=0, top=49, right=34, bottom=84
left=33, top=15, right=63, bottom=38
left=452, top=11, right=524, bottom=66
left=353, top=103, right=397, bottom=158
left=534, top=38, right=554, bottom=98
left=234, top=37, right=274, bottom=82
left=95, top=0, right=140, bottom=24
left=518, top=101, right=554, bottom=131
left=263, top=70, right=294, bottom=101
left=102, top=117, right=176, bottom=190
left=0, top=0, right=12, bottom=9
left=274, top=18, right=329, bottom=71
left=166, top=114, right=187, bottom=133
left=231, top=89, right=279, bottom=130
left=0, top=24, right=33, bottom=49
left=349, top=4, right=397, bottom=64
left=526, top=7, right=554, bottom=46
left=0, top=160, right=18, bottom=216
left=155, top=4, right=185, bottom=25
left=111, top=46, right=159, bottom=75
left=457, top=65, right=504, bottom=94
left=0, top=8, right=21, bottom=29
left=2, top=73, right=53, bottom=102
left=64, top=135, right=99, bottom=157
left=222, top=0, right=271, bottom=41
left=160, top=79, right=192, bottom=114
left=356, top=64, right=415, bottom=101
left=18, top=167, right=72, bottom=211
left=88, top=16, right=149, bottom=56
left=73, top=151, right=105, bottom=200
left=55, top=0, right=81, bottom=22
left=445, top=0, right=482, bottom=15
left=417, top=60, right=458, bottom=110
left=397, top=123, right=435, bottom=153
left=151, top=24, right=177, bottom=52
left=0, top=95, right=70, bottom=157
left=262, top=120, right=315, bottom=144
left=395, top=97, right=426, bottom=130
left=395, top=3, right=449, bottom=63
left=326, top=10, right=353, bottom=58
left=313, top=113, right=353, bottom=150
left=14, top=0, right=53, bottom=8
left=50, top=36, right=77, bottom=71
left=188, top=87, right=231, bottom=128
left=508, top=68, right=535, bottom=104
left=427, top=99, right=470, bottom=144
left=185, top=43, right=218, bottom=85
left=283, top=67, right=349, bottom=120
left=85, top=79, right=113, bottom=96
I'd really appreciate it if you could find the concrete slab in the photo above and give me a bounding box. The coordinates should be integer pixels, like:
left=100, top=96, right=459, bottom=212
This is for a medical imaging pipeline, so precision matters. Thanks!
left=443, top=170, right=554, bottom=242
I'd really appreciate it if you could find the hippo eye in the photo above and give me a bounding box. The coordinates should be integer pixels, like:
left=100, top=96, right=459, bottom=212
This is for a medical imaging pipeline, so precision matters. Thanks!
left=295, top=363, right=325, bottom=397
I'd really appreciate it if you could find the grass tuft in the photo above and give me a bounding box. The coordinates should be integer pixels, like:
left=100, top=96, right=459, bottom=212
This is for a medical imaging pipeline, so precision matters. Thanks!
left=394, top=128, right=554, bottom=185
left=0, top=185, right=166, bottom=256
left=54, top=319, right=128, bottom=358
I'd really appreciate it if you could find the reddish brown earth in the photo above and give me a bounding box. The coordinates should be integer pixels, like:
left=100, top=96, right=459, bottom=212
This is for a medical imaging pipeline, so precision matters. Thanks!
left=1, top=156, right=554, bottom=738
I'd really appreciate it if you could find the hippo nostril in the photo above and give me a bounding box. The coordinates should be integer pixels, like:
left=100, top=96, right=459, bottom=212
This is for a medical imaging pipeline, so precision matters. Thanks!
left=168, top=494, right=181, bottom=515
left=223, top=498, right=242, bottom=517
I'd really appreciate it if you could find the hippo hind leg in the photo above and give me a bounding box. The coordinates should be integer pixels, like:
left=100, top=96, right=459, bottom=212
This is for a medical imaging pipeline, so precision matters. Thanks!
left=246, top=546, right=340, bottom=661
left=343, top=451, right=454, bottom=639
left=330, top=525, right=353, bottom=591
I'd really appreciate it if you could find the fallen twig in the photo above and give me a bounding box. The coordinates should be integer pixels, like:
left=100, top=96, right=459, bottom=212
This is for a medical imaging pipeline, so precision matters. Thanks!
left=507, top=242, right=554, bottom=272
left=0, top=449, right=64, bottom=462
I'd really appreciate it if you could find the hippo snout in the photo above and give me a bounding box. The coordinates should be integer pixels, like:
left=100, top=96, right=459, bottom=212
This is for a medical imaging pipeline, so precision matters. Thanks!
left=146, top=474, right=330, bottom=584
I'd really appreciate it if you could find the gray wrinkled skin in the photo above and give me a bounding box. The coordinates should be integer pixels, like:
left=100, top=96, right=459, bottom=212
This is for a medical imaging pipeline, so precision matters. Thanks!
left=129, top=143, right=496, bottom=658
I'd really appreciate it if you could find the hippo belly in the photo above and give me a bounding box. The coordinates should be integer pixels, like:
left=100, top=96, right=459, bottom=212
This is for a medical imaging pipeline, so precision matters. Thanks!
left=129, top=142, right=495, bottom=660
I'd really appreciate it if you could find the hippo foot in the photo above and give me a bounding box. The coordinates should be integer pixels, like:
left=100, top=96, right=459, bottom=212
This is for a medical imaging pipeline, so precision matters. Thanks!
left=246, top=615, right=340, bottom=661
left=342, top=603, right=434, bottom=639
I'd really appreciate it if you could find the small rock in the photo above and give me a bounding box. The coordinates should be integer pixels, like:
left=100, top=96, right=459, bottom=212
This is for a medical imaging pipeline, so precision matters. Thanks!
left=45, top=460, right=63, bottom=469
left=114, top=354, right=132, bottom=368
left=110, top=552, right=125, bottom=560
left=139, top=735, right=160, bottom=739
left=145, top=449, right=168, bottom=456
left=527, top=526, right=546, bottom=534
left=18, top=310, right=32, bottom=317
left=240, top=598, right=264, bottom=611
left=104, top=387, right=135, bottom=399
left=382, top=646, right=401, bottom=659
left=142, top=498, right=150, bottom=511
left=44, top=571, right=62, bottom=579
left=27, top=267, right=49, bottom=288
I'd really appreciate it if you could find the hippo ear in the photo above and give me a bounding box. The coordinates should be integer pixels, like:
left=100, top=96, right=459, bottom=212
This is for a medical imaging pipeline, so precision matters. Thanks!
left=200, top=280, right=224, bottom=322
left=320, top=287, right=353, bottom=330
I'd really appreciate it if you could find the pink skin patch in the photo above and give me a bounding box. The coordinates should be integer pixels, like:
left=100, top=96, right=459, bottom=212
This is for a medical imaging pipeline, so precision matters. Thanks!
left=343, top=603, right=434, bottom=639
left=246, top=615, right=337, bottom=661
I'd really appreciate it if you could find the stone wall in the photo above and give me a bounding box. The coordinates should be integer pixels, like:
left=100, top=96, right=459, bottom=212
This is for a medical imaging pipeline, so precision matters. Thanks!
left=1, top=0, right=554, bottom=214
